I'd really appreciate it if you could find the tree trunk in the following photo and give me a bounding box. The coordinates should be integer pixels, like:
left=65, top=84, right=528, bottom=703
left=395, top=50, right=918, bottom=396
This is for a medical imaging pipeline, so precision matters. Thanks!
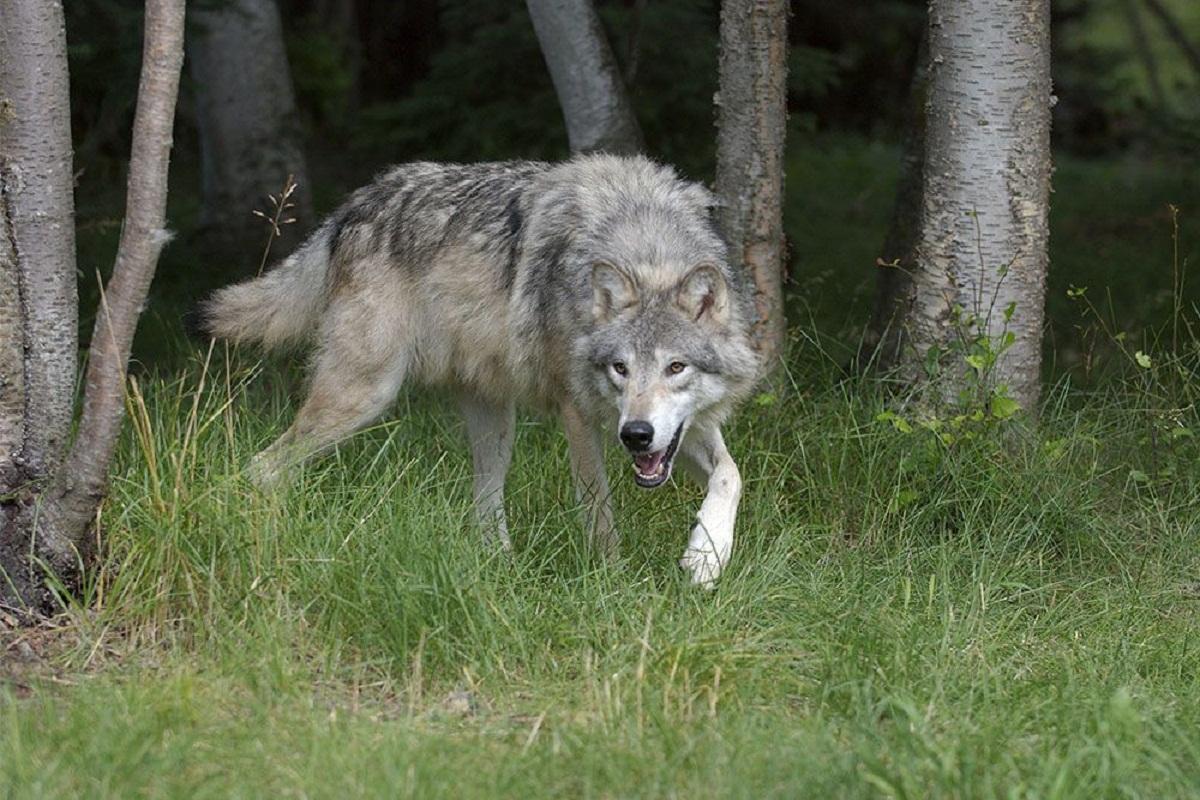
left=1142, top=0, right=1200, bottom=80
left=188, top=0, right=312, bottom=257
left=862, top=29, right=929, bottom=371
left=0, top=0, right=79, bottom=482
left=50, top=0, right=186, bottom=548
left=0, top=0, right=79, bottom=611
left=526, top=0, right=644, bottom=155
left=901, top=0, right=1052, bottom=413
left=714, top=0, right=788, bottom=365
left=0, top=0, right=186, bottom=616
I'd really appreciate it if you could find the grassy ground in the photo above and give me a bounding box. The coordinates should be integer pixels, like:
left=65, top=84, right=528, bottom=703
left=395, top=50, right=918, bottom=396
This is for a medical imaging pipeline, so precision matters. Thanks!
left=3, top=140, right=1199, bottom=798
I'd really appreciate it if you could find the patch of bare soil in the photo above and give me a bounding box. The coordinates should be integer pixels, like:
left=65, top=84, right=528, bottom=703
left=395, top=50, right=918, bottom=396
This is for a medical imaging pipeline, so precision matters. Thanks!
left=0, top=608, right=128, bottom=698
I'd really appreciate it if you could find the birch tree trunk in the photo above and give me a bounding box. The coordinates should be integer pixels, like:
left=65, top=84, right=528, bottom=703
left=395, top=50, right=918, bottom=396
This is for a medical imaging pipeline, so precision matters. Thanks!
left=188, top=0, right=312, bottom=255
left=0, top=0, right=186, bottom=616
left=526, top=0, right=644, bottom=155
left=0, top=0, right=79, bottom=482
left=47, top=0, right=186, bottom=553
left=714, top=0, right=788, bottom=365
left=900, top=0, right=1052, bottom=412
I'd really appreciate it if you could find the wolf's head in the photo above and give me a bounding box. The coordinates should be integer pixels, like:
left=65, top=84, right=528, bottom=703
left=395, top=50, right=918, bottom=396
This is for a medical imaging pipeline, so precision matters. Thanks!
left=580, top=261, right=758, bottom=488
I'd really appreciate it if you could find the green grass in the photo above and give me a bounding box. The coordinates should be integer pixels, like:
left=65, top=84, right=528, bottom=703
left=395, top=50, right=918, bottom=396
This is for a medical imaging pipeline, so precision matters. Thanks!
left=3, top=341, right=1199, bottom=798
left=4, top=140, right=1199, bottom=797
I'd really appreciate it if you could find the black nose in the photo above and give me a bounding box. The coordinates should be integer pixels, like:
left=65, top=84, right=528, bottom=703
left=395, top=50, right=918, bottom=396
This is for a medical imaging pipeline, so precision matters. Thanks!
left=620, top=421, right=655, bottom=451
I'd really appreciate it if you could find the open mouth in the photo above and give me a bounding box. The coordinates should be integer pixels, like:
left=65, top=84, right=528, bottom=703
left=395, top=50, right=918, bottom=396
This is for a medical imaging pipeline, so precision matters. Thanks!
left=631, top=424, right=684, bottom=489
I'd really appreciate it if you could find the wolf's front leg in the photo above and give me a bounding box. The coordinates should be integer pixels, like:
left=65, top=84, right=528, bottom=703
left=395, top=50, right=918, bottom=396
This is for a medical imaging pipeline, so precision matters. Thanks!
left=678, top=425, right=741, bottom=588
left=561, top=402, right=619, bottom=559
left=460, top=395, right=516, bottom=551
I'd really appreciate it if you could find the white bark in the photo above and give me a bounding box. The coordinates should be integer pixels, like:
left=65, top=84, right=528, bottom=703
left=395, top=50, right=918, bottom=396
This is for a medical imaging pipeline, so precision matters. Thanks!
left=527, top=0, right=643, bottom=155
left=49, top=0, right=186, bottom=541
left=904, top=0, right=1052, bottom=411
left=1, top=0, right=186, bottom=615
left=0, top=0, right=79, bottom=478
left=714, top=0, right=788, bottom=364
left=188, top=0, right=312, bottom=252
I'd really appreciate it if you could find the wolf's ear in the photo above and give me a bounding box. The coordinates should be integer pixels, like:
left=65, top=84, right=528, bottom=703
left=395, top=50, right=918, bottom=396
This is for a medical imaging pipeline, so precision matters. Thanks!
left=677, top=265, right=729, bottom=325
left=591, top=261, right=638, bottom=321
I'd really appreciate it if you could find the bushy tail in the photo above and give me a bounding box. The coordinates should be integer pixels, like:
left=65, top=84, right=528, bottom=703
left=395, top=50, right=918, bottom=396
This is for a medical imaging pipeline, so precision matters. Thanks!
left=201, top=227, right=331, bottom=350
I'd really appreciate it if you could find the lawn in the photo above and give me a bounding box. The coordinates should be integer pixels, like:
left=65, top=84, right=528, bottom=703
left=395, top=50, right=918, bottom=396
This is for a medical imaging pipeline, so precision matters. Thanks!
left=2, top=140, right=1199, bottom=798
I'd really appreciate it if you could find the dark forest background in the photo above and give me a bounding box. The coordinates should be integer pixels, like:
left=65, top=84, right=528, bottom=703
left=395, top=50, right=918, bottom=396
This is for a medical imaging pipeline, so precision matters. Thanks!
left=64, top=0, right=1200, bottom=379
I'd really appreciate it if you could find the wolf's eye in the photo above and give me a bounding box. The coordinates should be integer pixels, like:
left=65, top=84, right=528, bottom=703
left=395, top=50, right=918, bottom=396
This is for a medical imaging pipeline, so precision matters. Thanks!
left=668, top=361, right=687, bottom=375
left=612, top=361, right=628, bottom=376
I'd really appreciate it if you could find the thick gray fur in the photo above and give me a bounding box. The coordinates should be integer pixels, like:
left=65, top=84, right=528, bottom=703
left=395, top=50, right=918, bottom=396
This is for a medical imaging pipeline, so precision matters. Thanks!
left=203, top=154, right=761, bottom=585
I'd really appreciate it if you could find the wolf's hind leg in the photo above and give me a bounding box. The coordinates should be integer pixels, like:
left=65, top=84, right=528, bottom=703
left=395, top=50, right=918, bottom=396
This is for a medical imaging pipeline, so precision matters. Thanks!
left=561, top=403, right=619, bottom=560
left=677, top=425, right=741, bottom=589
left=247, top=354, right=408, bottom=487
left=247, top=296, right=412, bottom=487
left=459, top=394, right=515, bottom=550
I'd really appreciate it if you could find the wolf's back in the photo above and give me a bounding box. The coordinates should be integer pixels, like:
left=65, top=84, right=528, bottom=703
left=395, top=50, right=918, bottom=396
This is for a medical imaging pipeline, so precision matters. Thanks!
left=201, top=226, right=332, bottom=349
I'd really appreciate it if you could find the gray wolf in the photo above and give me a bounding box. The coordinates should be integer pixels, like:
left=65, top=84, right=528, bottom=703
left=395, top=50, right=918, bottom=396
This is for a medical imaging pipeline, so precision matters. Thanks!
left=201, top=154, right=761, bottom=586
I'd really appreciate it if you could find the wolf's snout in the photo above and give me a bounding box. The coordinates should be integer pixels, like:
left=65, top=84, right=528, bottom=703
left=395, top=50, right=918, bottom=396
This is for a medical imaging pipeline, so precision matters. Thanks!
left=620, top=421, right=655, bottom=452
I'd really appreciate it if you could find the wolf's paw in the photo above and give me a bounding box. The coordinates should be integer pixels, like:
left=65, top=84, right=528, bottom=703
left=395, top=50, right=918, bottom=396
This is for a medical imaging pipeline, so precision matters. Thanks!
left=245, top=451, right=287, bottom=491
left=479, top=523, right=513, bottom=554
left=593, top=531, right=621, bottom=563
left=679, top=541, right=726, bottom=590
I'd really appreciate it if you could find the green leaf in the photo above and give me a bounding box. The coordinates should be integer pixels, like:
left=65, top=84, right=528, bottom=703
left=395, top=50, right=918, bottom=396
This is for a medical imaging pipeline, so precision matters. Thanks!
left=1003, top=302, right=1016, bottom=322
left=1042, top=437, right=1067, bottom=460
left=1130, top=469, right=1150, bottom=484
left=876, top=411, right=913, bottom=434
left=965, top=354, right=987, bottom=374
left=1134, top=351, right=1152, bottom=369
left=754, top=392, right=777, bottom=407
left=990, top=396, right=1021, bottom=420
left=923, top=345, right=943, bottom=379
